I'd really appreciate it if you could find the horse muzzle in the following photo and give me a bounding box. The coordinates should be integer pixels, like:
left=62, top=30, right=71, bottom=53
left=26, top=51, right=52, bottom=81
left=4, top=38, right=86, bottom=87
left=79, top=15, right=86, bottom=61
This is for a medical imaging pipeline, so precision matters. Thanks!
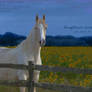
left=39, top=39, right=46, bottom=46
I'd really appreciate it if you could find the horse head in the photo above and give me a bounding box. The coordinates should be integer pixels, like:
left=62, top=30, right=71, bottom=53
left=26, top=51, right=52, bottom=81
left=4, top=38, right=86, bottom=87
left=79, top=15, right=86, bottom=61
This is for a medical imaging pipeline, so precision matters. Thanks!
left=34, top=14, right=48, bottom=47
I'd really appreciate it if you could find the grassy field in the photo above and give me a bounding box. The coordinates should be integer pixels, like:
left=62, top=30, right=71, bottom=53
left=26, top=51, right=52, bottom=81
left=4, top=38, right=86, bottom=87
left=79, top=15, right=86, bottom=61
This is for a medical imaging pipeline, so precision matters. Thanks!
left=0, top=46, right=92, bottom=92
left=40, top=47, right=92, bottom=87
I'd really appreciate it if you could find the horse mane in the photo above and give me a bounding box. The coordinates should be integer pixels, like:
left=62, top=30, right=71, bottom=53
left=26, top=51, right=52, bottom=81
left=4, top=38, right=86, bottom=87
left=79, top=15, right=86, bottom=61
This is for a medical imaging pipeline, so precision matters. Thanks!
left=18, top=27, right=35, bottom=49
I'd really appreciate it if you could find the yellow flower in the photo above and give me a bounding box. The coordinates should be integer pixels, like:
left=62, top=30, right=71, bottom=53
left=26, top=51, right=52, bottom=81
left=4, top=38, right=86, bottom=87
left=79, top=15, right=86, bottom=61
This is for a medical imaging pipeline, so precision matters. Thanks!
left=73, top=81, right=78, bottom=86
left=85, top=75, right=90, bottom=79
left=69, top=58, right=73, bottom=62
left=77, top=59, right=81, bottom=63
left=69, top=63, right=75, bottom=68
left=60, top=60, right=65, bottom=63
left=80, top=81, right=83, bottom=86
left=60, top=78, right=64, bottom=82
left=83, top=79, right=90, bottom=87
left=90, top=75, right=92, bottom=80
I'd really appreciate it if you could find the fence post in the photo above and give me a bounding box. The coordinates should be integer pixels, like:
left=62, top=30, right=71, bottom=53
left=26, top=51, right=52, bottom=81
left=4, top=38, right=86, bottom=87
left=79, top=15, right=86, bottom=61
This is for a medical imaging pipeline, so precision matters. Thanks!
left=28, top=61, right=34, bottom=92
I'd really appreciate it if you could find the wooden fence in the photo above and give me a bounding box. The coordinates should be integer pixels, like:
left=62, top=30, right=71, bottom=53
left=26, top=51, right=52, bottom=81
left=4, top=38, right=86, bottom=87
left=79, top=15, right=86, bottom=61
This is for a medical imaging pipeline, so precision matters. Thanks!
left=0, top=61, right=92, bottom=92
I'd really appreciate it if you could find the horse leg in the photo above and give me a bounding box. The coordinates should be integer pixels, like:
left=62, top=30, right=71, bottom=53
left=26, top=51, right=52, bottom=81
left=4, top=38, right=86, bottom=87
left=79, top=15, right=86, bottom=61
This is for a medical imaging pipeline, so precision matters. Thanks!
left=17, top=71, right=27, bottom=92
left=33, top=71, right=40, bottom=92
left=19, top=74, right=27, bottom=92
left=20, top=87, right=26, bottom=92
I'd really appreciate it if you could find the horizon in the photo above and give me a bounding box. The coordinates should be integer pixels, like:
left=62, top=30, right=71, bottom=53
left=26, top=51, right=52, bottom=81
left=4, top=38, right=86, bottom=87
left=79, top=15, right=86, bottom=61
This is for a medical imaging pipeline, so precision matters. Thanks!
left=0, top=0, right=92, bottom=37
left=1, top=31, right=92, bottom=38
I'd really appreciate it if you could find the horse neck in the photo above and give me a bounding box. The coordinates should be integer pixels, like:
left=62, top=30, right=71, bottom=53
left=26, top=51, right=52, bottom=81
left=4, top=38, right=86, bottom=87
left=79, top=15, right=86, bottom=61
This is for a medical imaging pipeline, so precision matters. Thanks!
left=18, top=28, right=41, bottom=61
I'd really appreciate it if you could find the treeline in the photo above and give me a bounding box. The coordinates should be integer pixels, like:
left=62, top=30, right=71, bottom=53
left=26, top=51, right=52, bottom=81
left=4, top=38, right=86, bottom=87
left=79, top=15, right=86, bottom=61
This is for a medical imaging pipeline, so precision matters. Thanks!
left=0, top=32, right=26, bottom=46
left=46, top=36, right=92, bottom=46
left=0, top=32, right=92, bottom=46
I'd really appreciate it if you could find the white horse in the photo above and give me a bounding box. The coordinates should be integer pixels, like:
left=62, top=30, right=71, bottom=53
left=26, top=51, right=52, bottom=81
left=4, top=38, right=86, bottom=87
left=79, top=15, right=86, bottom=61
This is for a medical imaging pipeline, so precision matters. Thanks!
left=0, top=15, right=47, bottom=92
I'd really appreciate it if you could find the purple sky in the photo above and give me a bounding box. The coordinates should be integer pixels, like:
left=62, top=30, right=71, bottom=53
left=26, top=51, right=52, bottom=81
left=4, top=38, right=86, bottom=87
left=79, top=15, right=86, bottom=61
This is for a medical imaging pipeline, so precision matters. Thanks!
left=0, top=0, right=92, bottom=37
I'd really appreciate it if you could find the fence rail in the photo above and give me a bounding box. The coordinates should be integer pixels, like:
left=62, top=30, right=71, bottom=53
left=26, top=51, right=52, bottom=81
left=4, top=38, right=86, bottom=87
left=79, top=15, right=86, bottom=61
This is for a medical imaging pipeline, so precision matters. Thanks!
left=0, top=63, right=28, bottom=70
left=34, top=82, right=92, bottom=92
left=0, top=62, right=92, bottom=92
left=35, top=65, right=92, bottom=75
left=0, top=80, right=28, bottom=87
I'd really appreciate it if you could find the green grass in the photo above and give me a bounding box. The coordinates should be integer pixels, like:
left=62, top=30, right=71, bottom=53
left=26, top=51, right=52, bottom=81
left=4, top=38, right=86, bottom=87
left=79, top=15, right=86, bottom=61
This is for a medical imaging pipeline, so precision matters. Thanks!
left=40, top=47, right=92, bottom=87
left=0, top=86, right=19, bottom=92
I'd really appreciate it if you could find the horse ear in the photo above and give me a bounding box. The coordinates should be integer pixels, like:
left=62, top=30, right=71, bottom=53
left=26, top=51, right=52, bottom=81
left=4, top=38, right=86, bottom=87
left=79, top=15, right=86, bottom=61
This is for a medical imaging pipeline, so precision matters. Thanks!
left=36, top=14, right=39, bottom=23
left=43, top=14, right=45, bottom=23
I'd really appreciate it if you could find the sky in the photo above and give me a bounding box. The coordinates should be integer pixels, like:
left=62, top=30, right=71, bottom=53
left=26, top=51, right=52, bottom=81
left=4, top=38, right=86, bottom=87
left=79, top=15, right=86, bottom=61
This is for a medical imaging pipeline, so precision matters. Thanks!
left=0, top=0, right=92, bottom=37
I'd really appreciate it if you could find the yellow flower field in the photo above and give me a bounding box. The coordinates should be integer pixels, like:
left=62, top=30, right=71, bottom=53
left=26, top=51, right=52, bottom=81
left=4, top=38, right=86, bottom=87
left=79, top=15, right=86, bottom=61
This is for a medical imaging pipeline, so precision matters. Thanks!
left=40, top=47, right=92, bottom=87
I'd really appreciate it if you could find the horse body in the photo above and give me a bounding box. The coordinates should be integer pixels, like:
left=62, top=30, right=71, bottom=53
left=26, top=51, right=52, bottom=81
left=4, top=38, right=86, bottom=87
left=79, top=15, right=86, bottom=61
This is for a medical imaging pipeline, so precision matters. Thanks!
left=0, top=27, right=41, bottom=80
left=0, top=47, right=19, bottom=80
left=0, top=15, right=47, bottom=92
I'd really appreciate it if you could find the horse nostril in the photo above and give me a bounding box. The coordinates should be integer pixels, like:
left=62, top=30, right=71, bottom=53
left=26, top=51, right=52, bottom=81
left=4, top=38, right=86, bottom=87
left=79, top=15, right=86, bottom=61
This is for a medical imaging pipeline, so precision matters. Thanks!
left=39, top=41, right=41, bottom=44
left=39, top=40, right=46, bottom=46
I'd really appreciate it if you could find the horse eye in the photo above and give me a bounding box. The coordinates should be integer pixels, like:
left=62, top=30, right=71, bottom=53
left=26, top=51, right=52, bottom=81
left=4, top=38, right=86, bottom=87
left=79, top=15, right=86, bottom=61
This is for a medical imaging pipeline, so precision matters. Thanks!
left=45, top=27, right=47, bottom=30
left=45, top=24, right=48, bottom=30
left=45, top=25, right=48, bottom=30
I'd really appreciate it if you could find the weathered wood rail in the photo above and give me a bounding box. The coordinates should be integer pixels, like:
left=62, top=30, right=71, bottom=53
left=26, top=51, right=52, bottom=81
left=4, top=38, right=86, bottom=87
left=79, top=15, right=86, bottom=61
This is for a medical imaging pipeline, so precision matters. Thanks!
left=0, top=62, right=92, bottom=92
left=34, top=65, right=92, bottom=75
